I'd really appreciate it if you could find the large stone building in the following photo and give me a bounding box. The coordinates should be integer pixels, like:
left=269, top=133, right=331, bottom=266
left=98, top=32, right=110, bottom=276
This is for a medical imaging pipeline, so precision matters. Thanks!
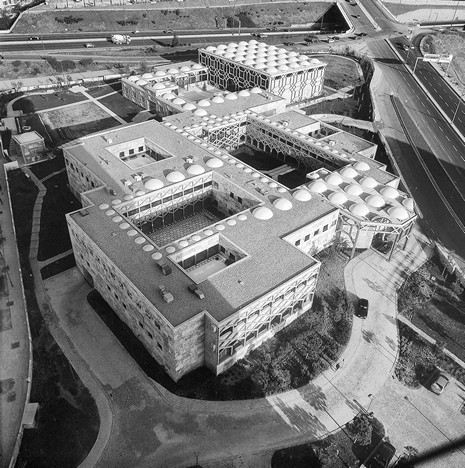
left=65, top=42, right=416, bottom=381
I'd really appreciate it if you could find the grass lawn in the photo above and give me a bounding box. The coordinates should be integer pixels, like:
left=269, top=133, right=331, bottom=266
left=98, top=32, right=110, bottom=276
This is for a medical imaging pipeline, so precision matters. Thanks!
left=40, top=101, right=121, bottom=145
left=38, top=171, right=81, bottom=261
left=98, top=92, right=145, bottom=122
left=28, top=151, right=65, bottom=180
left=12, top=91, right=87, bottom=114
left=315, top=54, right=361, bottom=90
left=14, top=3, right=332, bottom=34
left=85, top=81, right=122, bottom=99
left=8, top=169, right=99, bottom=468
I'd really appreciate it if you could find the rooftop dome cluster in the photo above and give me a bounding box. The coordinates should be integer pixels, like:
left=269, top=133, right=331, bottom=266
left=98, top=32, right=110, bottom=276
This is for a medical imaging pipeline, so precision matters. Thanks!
left=203, top=41, right=324, bottom=74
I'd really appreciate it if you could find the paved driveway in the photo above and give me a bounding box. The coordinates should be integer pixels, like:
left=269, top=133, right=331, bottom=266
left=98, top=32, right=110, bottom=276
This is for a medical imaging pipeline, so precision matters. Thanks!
left=370, top=376, right=465, bottom=467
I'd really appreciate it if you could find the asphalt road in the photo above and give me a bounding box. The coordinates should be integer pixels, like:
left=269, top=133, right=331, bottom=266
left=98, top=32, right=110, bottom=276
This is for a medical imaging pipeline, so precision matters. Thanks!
left=368, top=38, right=465, bottom=259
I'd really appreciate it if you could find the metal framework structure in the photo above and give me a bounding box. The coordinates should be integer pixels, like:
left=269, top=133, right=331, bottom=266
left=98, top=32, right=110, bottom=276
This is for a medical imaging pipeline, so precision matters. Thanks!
left=339, top=211, right=416, bottom=260
left=217, top=267, right=319, bottom=363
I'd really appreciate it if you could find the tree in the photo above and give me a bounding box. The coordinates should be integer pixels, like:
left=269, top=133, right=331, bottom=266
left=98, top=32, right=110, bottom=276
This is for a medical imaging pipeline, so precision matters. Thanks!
left=346, top=413, right=372, bottom=446
left=394, top=446, right=419, bottom=467
left=171, top=33, right=179, bottom=47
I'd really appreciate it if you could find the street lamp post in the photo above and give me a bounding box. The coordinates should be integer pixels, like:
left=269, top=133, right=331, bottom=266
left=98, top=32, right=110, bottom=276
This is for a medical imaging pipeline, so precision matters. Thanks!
left=413, top=56, right=422, bottom=74
left=452, top=89, right=464, bottom=123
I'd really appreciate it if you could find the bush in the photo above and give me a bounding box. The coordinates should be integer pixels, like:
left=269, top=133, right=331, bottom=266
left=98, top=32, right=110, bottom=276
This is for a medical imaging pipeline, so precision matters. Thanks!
left=79, top=58, right=93, bottom=66
left=346, top=413, right=372, bottom=445
left=12, top=60, right=22, bottom=67
left=61, top=60, right=76, bottom=71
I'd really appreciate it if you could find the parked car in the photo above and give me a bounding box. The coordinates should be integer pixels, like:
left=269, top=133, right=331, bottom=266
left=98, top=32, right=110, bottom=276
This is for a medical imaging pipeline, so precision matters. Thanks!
left=28, top=36, right=41, bottom=40
left=370, top=442, right=396, bottom=468
left=431, top=372, right=450, bottom=395
left=84, top=43, right=95, bottom=48
left=356, top=298, right=369, bottom=318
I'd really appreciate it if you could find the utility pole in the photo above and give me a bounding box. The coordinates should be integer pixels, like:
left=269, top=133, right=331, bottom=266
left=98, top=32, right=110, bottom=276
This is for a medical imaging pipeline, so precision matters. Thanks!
left=452, top=89, right=464, bottom=123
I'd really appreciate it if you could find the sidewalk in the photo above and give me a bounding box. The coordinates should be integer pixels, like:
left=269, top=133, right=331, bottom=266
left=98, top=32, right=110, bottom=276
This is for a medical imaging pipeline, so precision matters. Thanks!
left=30, top=219, right=432, bottom=468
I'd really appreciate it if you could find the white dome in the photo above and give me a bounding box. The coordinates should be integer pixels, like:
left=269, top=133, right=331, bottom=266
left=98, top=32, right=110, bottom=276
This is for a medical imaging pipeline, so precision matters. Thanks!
left=244, top=59, right=255, bottom=66
left=225, top=93, right=238, bottom=100
left=173, top=98, right=185, bottom=105
left=298, top=55, right=308, bottom=60
left=249, top=39, right=258, bottom=45
left=344, top=184, right=364, bottom=196
left=380, top=186, right=399, bottom=199
left=225, top=52, right=236, bottom=59
left=325, top=173, right=343, bottom=186
left=144, top=178, right=164, bottom=191
left=163, top=93, right=176, bottom=100
left=402, top=198, right=414, bottom=211
left=253, top=206, right=274, bottom=220
left=266, top=67, right=278, bottom=74
left=300, top=61, right=311, bottom=67
left=360, top=177, right=378, bottom=188
left=349, top=203, right=370, bottom=217
left=250, top=87, right=262, bottom=94
left=154, top=70, right=166, bottom=77
left=228, top=42, right=237, bottom=48
left=180, top=66, right=191, bottom=72
left=141, top=73, right=153, bottom=79
left=192, top=63, right=204, bottom=70
left=273, top=198, right=293, bottom=211
left=238, top=90, right=250, bottom=97
left=194, top=108, right=208, bottom=116
left=340, top=167, right=358, bottom=178
left=310, top=58, right=320, bottom=64
left=328, top=191, right=348, bottom=205
left=366, top=194, right=385, bottom=207
left=293, top=189, right=312, bottom=201
left=212, top=96, right=224, bottom=103
left=197, top=99, right=211, bottom=107
left=183, top=103, right=196, bottom=111
left=206, top=157, right=223, bottom=168
left=266, top=60, right=277, bottom=67
left=388, top=206, right=409, bottom=221
left=136, top=79, right=148, bottom=86
left=308, top=180, right=327, bottom=193
left=255, top=63, right=266, bottom=70
left=168, top=68, right=179, bottom=74
left=166, top=171, right=185, bottom=183
left=151, top=82, right=165, bottom=90
left=278, top=65, right=289, bottom=71
left=354, top=161, right=370, bottom=171
left=127, top=75, right=139, bottom=82
left=289, top=63, right=300, bottom=69
left=206, top=46, right=216, bottom=52
left=187, top=164, right=205, bottom=175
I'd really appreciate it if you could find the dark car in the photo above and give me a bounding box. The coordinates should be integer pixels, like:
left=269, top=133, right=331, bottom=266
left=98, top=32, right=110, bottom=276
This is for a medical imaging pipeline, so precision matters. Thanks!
left=431, top=372, right=450, bottom=395
left=370, top=442, right=396, bottom=468
left=28, top=36, right=41, bottom=40
left=356, top=298, right=369, bottom=318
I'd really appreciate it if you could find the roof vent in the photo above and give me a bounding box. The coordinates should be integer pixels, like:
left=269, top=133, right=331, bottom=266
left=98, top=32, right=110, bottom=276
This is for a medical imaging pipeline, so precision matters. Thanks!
left=79, top=208, right=89, bottom=217
left=157, top=261, right=172, bottom=276
left=132, top=173, right=142, bottom=181
left=105, top=186, right=117, bottom=196
left=121, top=178, right=132, bottom=186
left=158, top=284, right=174, bottom=303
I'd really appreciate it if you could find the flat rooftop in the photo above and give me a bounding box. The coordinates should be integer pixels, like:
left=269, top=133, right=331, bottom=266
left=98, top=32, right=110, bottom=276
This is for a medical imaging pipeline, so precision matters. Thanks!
left=67, top=120, right=335, bottom=327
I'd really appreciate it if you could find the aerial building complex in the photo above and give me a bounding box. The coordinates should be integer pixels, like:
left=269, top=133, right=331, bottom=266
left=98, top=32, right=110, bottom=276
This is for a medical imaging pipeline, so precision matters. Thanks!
left=65, top=41, right=416, bottom=381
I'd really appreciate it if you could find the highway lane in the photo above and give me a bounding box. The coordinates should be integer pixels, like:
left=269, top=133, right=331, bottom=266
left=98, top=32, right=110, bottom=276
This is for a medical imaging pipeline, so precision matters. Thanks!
left=369, top=38, right=465, bottom=257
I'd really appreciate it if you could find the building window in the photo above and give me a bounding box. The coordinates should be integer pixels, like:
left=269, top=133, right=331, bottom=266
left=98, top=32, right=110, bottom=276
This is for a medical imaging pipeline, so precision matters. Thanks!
left=323, top=225, right=328, bottom=232
left=213, top=181, right=219, bottom=188
left=331, top=219, right=337, bottom=226
left=119, top=151, right=124, bottom=157
left=157, top=343, right=162, bottom=350
left=237, top=196, right=243, bottom=204
left=138, top=146, right=144, bottom=152
left=230, top=192, right=234, bottom=199
left=148, top=332, right=153, bottom=339
left=220, top=246, right=225, bottom=253
left=314, top=229, right=320, bottom=236
left=139, top=321, right=144, bottom=328
left=295, top=239, right=301, bottom=246
left=304, top=234, right=310, bottom=242
left=129, top=148, right=135, bottom=155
